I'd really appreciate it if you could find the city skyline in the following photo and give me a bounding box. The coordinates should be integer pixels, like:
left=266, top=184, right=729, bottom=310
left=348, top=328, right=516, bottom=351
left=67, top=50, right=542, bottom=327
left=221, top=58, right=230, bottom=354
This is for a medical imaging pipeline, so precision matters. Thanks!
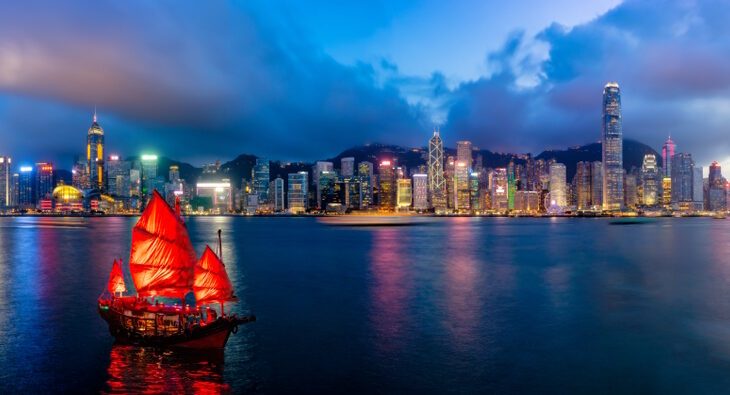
left=1, top=1, right=730, bottom=169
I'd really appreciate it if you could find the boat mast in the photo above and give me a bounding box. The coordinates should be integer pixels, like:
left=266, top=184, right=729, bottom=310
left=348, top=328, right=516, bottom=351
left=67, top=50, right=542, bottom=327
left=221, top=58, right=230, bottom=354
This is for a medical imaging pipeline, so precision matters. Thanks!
left=218, top=229, right=224, bottom=316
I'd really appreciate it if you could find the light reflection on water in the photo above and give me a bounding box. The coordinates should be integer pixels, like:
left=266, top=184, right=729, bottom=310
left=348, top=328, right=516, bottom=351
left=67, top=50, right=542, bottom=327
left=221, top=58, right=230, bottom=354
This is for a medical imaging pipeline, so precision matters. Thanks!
left=1, top=217, right=730, bottom=393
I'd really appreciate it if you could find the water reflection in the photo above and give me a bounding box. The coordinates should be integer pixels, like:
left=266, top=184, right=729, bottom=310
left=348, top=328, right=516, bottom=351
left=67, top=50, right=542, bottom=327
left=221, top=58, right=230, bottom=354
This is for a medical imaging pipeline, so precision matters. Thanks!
left=444, top=218, right=481, bottom=349
left=369, top=227, right=411, bottom=353
left=105, top=345, right=229, bottom=394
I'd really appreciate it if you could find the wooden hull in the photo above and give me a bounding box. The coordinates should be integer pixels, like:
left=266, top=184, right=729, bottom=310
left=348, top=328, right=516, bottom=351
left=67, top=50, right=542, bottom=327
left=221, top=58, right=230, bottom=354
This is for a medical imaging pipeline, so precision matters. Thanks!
left=98, top=304, right=255, bottom=349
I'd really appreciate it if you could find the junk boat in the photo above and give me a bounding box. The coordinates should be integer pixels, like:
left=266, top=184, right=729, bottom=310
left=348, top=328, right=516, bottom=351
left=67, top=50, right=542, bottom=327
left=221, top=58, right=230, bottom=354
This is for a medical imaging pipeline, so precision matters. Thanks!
left=98, top=191, right=255, bottom=349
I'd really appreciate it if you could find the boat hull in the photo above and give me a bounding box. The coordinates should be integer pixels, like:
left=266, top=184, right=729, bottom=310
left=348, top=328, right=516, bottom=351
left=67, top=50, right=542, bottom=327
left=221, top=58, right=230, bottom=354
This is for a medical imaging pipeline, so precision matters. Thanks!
left=98, top=304, right=255, bottom=349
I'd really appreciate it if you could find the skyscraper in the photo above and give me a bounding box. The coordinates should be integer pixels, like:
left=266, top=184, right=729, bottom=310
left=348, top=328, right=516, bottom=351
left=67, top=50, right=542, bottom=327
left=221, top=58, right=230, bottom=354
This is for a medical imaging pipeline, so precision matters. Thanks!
left=708, top=161, right=726, bottom=211
left=35, top=162, right=54, bottom=203
left=378, top=160, right=395, bottom=211
left=140, top=154, right=158, bottom=196
left=253, top=158, right=270, bottom=204
left=601, top=82, right=623, bottom=210
left=18, top=166, right=33, bottom=209
left=396, top=178, right=412, bottom=210
left=692, top=166, right=704, bottom=209
left=106, top=156, right=132, bottom=197
left=0, top=156, right=11, bottom=208
left=456, top=141, right=473, bottom=170
left=412, top=174, right=428, bottom=211
left=589, top=162, right=603, bottom=209
left=454, top=160, right=470, bottom=211
left=340, top=157, right=355, bottom=178
left=670, top=153, right=694, bottom=204
left=428, top=129, right=446, bottom=210
left=358, top=161, right=374, bottom=208
left=549, top=163, right=567, bottom=208
left=575, top=161, right=592, bottom=209
left=273, top=177, right=285, bottom=212
left=490, top=168, right=508, bottom=211
left=87, top=112, right=105, bottom=191
left=641, top=154, right=659, bottom=206
left=287, top=172, right=308, bottom=213
left=661, top=137, right=675, bottom=178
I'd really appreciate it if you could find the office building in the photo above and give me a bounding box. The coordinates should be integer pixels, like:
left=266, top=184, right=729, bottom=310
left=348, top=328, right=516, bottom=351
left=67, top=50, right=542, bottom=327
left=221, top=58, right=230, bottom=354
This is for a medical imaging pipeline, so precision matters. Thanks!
left=456, top=141, right=473, bottom=169
left=358, top=161, right=374, bottom=208
left=87, top=112, right=105, bottom=191
left=287, top=172, right=308, bottom=213
left=272, top=177, right=284, bottom=212
left=454, top=160, right=470, bottom=211
left=412, top=174, right=428, bottom=211
left=253, top=158, right=270, bottom=205
left=662, top=137, right=675, bottom=178
left=378, top=160, right=396, bottom=211
left=671, top=153, right=694, bottom=204
left=641, top=154, right=660, bottom=206
left=340, top=157, right=355, bottom=178
left=396, top=178, right=412, bottom=210
left=549, top=163, right=567, bottom=208
left=428, top=129, right=446, bottom=210
left=0, top=156, right=11, bottom=208
left=602, top=82, right=624, bottom=210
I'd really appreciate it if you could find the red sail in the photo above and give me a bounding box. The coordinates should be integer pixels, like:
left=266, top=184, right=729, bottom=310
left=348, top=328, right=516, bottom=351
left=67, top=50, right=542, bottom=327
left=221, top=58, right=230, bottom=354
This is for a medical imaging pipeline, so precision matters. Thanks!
left=129, top=190, right=197, bottom=298
left=107, top=259, right=126, bottom=294
left=193, top=245, right=236, bottom=305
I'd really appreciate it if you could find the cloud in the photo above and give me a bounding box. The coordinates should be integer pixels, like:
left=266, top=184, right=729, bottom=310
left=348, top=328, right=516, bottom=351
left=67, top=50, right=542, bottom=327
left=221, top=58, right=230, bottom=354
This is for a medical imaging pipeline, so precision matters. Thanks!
left=0, top=1, right=428, bottom=163
left=443, top=0, right=730, bottom=165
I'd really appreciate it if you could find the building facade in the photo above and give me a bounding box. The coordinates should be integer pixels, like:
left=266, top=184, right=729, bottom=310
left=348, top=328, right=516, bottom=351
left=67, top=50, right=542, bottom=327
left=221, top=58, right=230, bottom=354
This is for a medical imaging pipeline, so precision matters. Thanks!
left=601, top=82, right=624, bottom=210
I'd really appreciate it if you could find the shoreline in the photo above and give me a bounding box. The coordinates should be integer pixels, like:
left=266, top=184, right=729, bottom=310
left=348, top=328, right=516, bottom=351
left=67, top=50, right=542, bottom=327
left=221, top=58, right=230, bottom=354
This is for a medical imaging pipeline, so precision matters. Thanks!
left=0, top=212, right=724, bottom=219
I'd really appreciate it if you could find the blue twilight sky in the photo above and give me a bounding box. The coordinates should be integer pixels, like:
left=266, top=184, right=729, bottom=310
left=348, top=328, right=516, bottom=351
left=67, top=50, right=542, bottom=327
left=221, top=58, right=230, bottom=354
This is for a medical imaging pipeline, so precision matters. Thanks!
left=1, top=0, right=730, bottom=170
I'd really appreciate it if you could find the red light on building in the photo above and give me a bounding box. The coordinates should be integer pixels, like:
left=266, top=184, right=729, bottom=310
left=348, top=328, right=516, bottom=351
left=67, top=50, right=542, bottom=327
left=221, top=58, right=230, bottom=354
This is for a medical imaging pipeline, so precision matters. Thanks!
left=39, top=199, right=53, bottom=211
left=91, top=200, right=99, bottom=211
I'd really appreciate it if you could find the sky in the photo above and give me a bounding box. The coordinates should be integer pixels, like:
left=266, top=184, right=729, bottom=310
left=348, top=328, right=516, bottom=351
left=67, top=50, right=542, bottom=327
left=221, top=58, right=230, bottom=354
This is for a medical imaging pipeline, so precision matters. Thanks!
left=1, top=0, right=730, bottom=170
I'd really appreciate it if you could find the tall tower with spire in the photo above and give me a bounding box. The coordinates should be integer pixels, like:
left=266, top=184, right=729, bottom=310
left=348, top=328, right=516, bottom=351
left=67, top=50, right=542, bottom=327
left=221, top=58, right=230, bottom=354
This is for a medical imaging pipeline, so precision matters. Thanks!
left=661, top=136, right=675, bottom=178
left=601, top=82, right=624, bottom=211
left=428, top=128, right=446, bottom=211
left=87, top=110, right=105, bottom=192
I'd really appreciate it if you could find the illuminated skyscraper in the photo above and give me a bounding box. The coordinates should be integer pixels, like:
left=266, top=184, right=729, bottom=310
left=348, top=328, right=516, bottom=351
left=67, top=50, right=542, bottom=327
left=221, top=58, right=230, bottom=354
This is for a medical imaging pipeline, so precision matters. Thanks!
left=87, top=111, right=105, bottom=191
left=624, top=173, right=638, bottom=208
left=490, top=168, right=508, bottom=211
left=140, top=154, right=158, bottom=196
left=287, top=172, right=308, bottom=213
left=661, top=137, right=675, bottom=178
left=708, top=161, right=726, bottom=211
left=456, top=141, right=473, bottom=170
left=575, top=161, right=592, bottom=209
left=358, top=161, right=374, bottom=208
left=469, top=172, right=481, bottom=211
left=591, top=161, right=603, bottom=208
left=454, top=160, right=470, bottom=211
left=0, top=156, right=11, bottom=208
left=340, top=157, right=355, bottom=178
left=253, top=158, right=270, bottom=204
left=601, top=82, right=623, bottom=210
left=18, top=166, right=33, bottom=208
left=412, top=174, right=428, bottom=211
left=35, top=162, right=54, bottom=203
left=692, top=166, right=704, bottom=209
left=378, top=160, right=395, bottom=211
left=273, top=177, right=285, bottom=212
left=549, top=163, right=567, bottom=208
left=670, top=153, right=694, bottom=204
left=641, top=154, right=659, bottom=206
left=106, top=156, right=132, bottom=197
left=396, top=178, right=412, bottom=210
left=428, top=129, right=446, bottom=210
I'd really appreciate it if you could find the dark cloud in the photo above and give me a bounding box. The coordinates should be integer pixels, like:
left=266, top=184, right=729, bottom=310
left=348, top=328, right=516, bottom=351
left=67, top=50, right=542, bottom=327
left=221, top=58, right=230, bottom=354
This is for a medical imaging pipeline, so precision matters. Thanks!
left=0, top=1, right=427, bottom=164
left=444, top=0, right=730, bottom=165
left=1, top=0, right=730, bottom=169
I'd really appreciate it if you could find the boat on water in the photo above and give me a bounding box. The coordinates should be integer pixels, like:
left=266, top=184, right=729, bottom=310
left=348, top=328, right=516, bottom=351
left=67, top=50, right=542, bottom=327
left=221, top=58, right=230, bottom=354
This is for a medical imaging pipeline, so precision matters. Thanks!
left=713, top=213, right=727, bottom=219
left=98, top=191, right=255, bottom=349
left=317, top=214, right=434, bottom=227
left=608, top=217, right=656, bottom=225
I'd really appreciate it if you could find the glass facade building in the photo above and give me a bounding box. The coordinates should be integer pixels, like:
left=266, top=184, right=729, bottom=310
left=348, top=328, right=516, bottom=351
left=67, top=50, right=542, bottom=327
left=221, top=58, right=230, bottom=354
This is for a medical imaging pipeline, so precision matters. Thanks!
left=601, top=82, right=624, bottom=210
